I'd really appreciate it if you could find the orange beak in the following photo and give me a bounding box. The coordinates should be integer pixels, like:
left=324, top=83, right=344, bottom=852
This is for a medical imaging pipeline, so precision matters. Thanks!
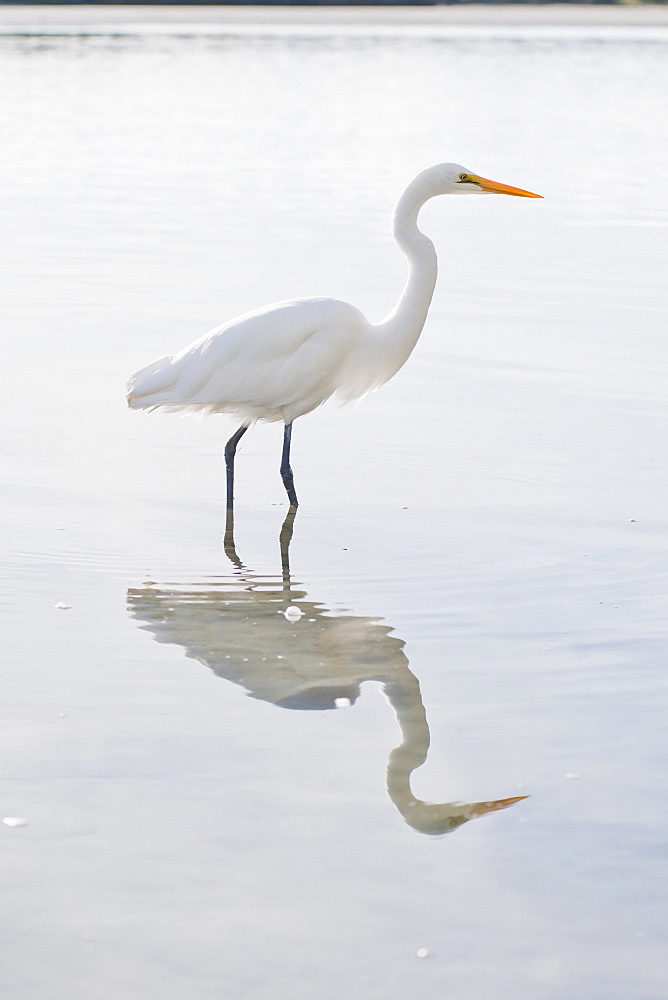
left=470, top=175, right=543, bottom=198
left=469, top=794, right=530, bottom=817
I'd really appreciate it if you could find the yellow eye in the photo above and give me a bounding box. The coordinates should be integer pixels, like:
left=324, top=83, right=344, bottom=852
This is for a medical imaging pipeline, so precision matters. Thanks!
left=459, top=173, right=468, bottom=182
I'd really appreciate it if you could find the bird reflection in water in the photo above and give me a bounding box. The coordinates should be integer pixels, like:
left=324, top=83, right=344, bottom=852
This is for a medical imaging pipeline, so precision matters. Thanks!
left=127, top=511, right=526, bottom=835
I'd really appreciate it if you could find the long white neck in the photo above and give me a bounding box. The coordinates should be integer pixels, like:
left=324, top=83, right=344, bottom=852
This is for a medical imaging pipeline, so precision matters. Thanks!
left=383, top=673, right=529, bottom=836
left=374, top=170, right=439, bottom=377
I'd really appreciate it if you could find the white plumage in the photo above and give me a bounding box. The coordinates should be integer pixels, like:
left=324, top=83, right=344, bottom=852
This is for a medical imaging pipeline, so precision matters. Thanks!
left=127, top=162, right=541, bottom=508
left=127, top=297, right=371, bottom=424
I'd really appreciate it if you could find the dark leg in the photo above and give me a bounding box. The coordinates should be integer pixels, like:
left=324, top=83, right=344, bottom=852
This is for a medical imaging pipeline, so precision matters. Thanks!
left=280, top=422, right=298, bottom=509
left=279, top=506, right=297, bottom=584
left=224, top=424, right=248, bottom=510
left=223, top=508, right=244, bottom=569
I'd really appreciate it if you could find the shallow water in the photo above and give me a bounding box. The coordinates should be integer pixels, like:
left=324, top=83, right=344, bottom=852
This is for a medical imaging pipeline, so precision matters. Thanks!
left=1, top=13, right=667, bottom=1000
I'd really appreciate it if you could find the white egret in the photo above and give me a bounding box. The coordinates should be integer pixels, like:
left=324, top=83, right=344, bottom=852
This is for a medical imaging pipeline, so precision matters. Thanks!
left=128, top=513, right=528, bottom=836
left=126, top=163, right=542, bottom=508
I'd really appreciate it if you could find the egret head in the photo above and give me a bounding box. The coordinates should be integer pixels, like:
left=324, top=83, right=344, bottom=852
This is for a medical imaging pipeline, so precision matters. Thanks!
left=396, top=793, right=530, bottom=836
left=425, top=163, right=542, bottom=199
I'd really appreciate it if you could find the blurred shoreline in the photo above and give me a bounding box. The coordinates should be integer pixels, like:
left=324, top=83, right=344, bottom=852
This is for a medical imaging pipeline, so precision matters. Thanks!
left=1, top=3, right=667, bottom=30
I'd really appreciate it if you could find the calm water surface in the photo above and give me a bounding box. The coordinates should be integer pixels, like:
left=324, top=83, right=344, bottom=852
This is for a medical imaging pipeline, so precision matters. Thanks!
left=1, top=15, right=667, bottom=1000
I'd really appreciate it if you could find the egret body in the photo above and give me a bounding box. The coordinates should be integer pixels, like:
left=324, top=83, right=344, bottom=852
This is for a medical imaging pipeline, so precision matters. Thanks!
left=126, top=163, right=541, bottom=508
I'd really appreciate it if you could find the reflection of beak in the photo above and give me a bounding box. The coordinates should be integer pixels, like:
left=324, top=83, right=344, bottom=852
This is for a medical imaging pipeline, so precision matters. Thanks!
left=467, top=175, right=543, bottom=198
left=469, top=794, right=530, bottom=817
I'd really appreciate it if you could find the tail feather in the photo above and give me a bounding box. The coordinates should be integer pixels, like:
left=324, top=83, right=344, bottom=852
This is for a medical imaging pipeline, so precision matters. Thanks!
left=126, top=355, right=176, bottom=408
